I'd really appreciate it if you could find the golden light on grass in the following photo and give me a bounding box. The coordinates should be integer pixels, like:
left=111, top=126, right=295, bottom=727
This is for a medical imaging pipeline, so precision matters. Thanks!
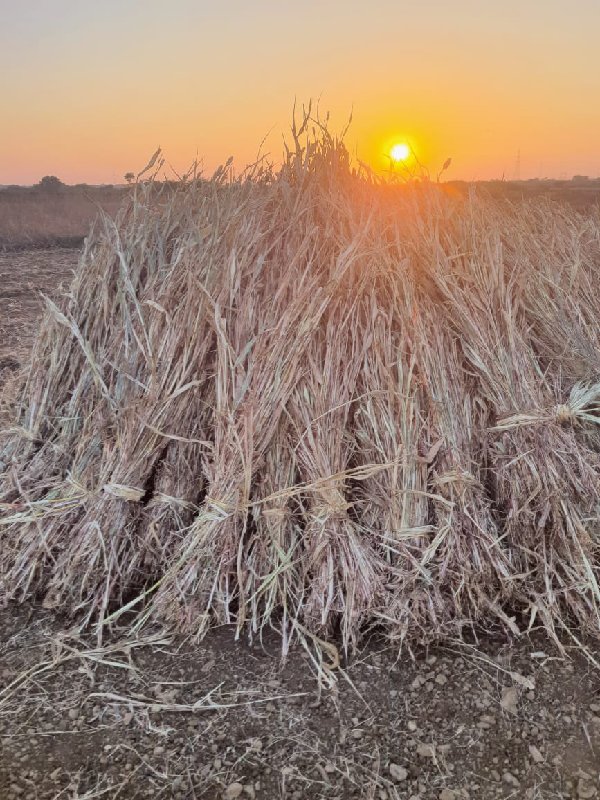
left=390, top=142, right=410, bottom=162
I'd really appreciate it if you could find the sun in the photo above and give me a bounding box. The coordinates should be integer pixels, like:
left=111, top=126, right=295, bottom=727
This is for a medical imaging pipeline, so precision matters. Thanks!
left=390, top=142, right=410, bottom=162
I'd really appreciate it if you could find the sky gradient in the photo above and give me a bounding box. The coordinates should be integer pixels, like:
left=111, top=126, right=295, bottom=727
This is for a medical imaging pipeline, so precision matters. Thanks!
left=2, top=0, right=599, bottom=184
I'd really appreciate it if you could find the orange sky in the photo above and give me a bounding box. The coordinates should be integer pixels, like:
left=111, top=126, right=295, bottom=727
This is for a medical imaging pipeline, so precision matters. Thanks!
left=2, top=1, right=600, bottom=184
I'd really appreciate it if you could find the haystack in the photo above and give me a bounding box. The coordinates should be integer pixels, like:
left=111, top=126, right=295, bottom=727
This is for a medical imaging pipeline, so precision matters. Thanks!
left=1, top=120, right=599, bottom=660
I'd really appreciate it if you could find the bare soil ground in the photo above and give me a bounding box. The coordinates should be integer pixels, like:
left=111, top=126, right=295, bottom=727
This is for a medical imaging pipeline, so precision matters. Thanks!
left=0, top=247, right=599, bottom=800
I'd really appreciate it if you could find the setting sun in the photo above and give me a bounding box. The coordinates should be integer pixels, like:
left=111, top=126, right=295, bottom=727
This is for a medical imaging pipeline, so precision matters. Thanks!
left=390, top=143, right=410, bottom=162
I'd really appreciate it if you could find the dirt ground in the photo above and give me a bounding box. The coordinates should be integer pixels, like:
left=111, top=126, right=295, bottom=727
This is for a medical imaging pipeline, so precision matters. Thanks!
left=0, top=247, right=599, bottom=800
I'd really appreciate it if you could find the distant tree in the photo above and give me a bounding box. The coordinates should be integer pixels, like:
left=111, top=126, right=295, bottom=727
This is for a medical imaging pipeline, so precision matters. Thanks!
left=37, top=175, right=65, bottom=192
left=124, top=172, right=135, bottom=185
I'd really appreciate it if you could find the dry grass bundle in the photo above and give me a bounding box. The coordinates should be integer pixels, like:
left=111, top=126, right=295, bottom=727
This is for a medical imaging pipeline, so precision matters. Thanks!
left=290, top=291, right=383, bottom=645
left=351, top=284, right=432, bottom=638
left=1, top=116, right=599, bottom=658
left=423, top=216, right=600, bottom=641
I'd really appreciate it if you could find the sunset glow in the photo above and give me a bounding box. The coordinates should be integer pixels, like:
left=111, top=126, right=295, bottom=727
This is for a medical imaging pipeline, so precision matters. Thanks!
left=390, top=143, right=410, bottom=163
left=1, top=1, right=599, bottom=184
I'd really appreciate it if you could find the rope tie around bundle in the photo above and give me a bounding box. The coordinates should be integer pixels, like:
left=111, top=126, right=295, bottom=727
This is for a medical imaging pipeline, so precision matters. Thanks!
left=102, top=483, right=145, bottom=502
left=205, top=495, right=240, bottom=521
left=310, top=489, right=352, bottom=523
left=146, top=493, right=196, bottom=511
left=554, top=403, right=577, bottom=426
left=494, top=400, right=582, bottom=431
left=261, top=506, right=290, bottom=521
left=431, top=468, right=478, bottom=489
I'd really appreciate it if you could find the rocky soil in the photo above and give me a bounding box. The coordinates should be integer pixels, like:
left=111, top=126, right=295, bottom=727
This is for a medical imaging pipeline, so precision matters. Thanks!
left=0, top=606, right=599, bottom=799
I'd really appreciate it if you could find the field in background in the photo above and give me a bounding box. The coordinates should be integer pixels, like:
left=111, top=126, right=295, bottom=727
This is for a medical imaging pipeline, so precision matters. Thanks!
left=450, top=177, right=600, bottom=211
left=1, top=178, right=599, bottom=252
left=0, top=186, right=127, bottom=250
left=0, top=248, right=78, bottom=426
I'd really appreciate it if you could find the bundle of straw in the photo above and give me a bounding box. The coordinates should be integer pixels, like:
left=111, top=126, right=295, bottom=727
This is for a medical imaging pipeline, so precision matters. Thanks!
left=1, top=115, right=599, bottom=656
left=426, top=218, right=600, bottom=640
